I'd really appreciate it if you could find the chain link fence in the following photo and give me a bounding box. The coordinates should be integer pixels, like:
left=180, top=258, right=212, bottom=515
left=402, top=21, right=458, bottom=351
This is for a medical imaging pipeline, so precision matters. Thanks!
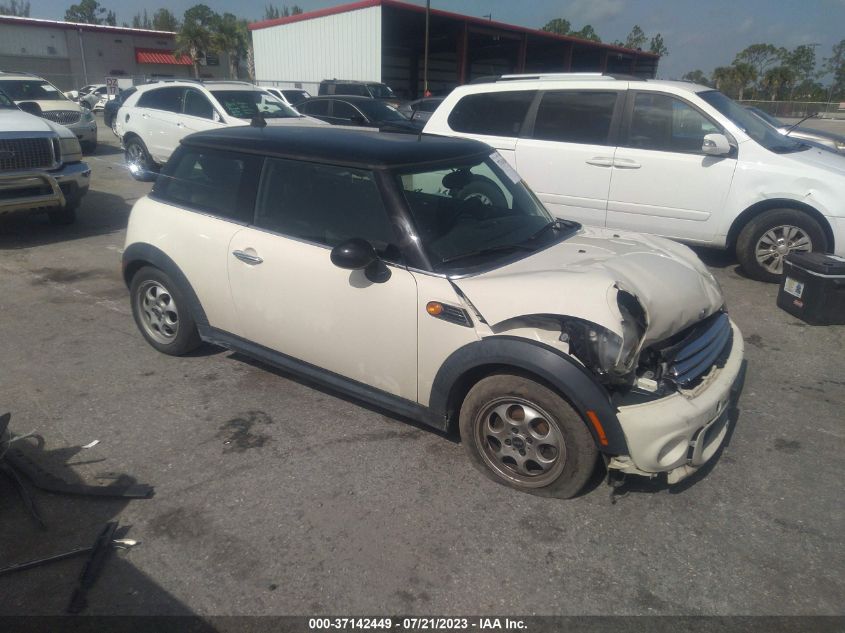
left=738, top=99, right=845, bottom=119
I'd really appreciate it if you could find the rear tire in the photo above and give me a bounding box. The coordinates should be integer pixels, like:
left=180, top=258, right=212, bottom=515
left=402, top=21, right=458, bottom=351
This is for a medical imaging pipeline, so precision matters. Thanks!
left=459, top=374, right=598, bottom=498
left=125, top=137, right=157, bottom=182
left=130, top=266, right=201, bottom=356
left=736, top=208, right=827, bottom=282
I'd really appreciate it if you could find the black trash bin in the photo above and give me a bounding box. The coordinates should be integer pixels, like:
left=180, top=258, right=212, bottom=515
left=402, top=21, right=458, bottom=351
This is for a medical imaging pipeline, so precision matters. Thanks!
left=776, top=252, right=845, bottom=325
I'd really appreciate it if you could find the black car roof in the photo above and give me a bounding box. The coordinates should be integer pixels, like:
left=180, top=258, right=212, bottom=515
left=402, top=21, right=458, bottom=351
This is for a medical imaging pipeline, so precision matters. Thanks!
left=305, top=95, right=383, bottom=103
left=181, top=126, right=492, bottom=170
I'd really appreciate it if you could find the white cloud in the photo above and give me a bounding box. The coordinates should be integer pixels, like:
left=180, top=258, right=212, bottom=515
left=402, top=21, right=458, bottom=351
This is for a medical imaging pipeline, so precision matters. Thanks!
left=565, top=0, right=625, bottom=23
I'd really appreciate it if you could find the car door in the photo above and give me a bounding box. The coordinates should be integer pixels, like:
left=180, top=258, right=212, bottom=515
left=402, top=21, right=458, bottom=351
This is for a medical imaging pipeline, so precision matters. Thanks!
left=330, top=100, right=368, bottom=126
left=181, top=88, right=226, bottom=136
left=515, top=89, right=623, bottom=227
left=298, top=99, right=330, bottom=123
left=227, top=157, right=419, bottom=400
left=136, top=86, right=185, bottom=163
left=606, top=91, right=738, bottom=243
left=441, top=90, right=536, bottom=167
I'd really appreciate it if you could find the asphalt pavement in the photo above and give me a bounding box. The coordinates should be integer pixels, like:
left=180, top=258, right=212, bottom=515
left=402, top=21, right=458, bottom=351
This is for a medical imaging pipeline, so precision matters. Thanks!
left=0, top=118, right=842, bottom=617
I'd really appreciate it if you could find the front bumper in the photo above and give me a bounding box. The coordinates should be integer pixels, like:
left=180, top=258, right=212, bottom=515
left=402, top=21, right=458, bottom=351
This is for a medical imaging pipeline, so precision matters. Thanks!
left=609, top=320, right=745, bottom=483
left=0, top=161, right=91, bottom=215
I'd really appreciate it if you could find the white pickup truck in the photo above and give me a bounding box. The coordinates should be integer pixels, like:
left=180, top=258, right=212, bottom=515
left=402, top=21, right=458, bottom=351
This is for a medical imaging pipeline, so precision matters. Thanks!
left=0, top=89, right=90, bottom=225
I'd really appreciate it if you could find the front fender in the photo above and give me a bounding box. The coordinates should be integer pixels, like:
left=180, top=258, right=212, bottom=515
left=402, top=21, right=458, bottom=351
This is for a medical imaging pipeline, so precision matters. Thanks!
left=429, top=335, right=627, bottom=454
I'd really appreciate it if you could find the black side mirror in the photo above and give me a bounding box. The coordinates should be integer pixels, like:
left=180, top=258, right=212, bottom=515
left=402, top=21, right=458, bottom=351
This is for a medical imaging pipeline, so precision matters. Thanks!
left=17, top=101, right=42, bottom=116
left=330, top=238, right=390, bottom=283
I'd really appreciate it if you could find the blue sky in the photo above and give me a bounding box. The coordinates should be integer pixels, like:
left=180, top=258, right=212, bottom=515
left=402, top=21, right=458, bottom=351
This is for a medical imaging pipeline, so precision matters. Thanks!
left=32, top=0, right=845, bottom=80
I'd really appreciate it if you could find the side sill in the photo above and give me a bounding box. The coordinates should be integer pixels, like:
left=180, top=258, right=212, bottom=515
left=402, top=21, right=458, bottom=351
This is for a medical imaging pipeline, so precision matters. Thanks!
left=201, top=326, right=448, bottom=433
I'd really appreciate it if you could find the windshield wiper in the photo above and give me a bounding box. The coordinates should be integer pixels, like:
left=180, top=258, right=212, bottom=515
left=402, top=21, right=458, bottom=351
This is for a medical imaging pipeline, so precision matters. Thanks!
left=523, top=219, right=564, bottom=242
left=784, top=113, right=817, bottom=136
left=440, top=243, right=535, bottom=265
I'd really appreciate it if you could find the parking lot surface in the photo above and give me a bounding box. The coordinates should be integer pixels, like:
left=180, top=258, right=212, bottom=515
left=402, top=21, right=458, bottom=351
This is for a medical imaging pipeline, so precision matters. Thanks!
left=0, top=118, right=843, bottom=616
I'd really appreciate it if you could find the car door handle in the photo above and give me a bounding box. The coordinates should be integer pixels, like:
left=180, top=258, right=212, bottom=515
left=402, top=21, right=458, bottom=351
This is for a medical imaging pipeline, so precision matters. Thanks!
left=232, top=250, right=263, bottom=265
left=613, top=158, right=642, bottom=169
left=586, top=157, right=614, bottom=167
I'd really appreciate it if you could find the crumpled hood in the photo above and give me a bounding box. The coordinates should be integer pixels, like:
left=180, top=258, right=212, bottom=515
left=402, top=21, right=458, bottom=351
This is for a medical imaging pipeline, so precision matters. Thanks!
left=454, top=226, right=724, bottom=344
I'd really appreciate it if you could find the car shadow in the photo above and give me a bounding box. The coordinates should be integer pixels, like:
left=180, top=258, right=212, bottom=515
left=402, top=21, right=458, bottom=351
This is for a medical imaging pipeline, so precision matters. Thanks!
left=690, top=246, right=761, bottom=281
left=88, top=143, right=124, bottom=158
left=0, top=190, right=131, bottom=250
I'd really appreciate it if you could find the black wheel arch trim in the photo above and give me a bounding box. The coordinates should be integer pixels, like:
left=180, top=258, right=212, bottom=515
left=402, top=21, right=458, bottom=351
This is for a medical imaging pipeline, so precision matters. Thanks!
left=429, top=335, right=628, bottom=454
left=728, top=199, right=834, bottom=252
left=122, top=243, right=209, bottom=330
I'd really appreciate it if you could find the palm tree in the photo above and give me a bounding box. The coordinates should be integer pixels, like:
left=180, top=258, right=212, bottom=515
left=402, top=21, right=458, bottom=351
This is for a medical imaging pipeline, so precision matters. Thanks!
left=711, top=66, right=735, bottom=94
left=762, top=66, right=794, bottom=101
left=176, top=17, right=213, bottom=78
left=731, top=62, right=757, bottom=101
left=212, top=13, right=248, bottom=79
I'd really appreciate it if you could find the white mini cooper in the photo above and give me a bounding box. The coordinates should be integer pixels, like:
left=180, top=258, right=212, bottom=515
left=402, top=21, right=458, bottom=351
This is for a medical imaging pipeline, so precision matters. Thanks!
left=123, top=126, right=745, bottom=497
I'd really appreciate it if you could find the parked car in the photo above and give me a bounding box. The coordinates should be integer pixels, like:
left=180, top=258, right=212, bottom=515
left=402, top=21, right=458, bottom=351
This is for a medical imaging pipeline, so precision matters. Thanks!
left=424, top=74, right=845, bottom=282
left=80, top=84, right=110, bottom=111
left=122, top=125, right=744, bottom=497
left=0, top=71, right=97, bottom=153
left=318, top=79, right=401, bottom=108
left=264, top=87, right=311, bottom=106
left=0, top=88, right=90, bottom=224
left=296, top=96, right=421, bottom=133
left=104, top=87, right=136, bottom=136
left=745, top=106, right=845, bottom=154
left=115, top=80, right=327, bottom=181
left=398, top=97, right=444, bottom=123
left=65, top=83, right=104, bottom=102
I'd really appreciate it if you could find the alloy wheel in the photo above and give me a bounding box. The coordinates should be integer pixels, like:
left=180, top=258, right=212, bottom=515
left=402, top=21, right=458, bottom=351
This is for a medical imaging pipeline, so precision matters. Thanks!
left=754, top=224, right=812, bottom=275
left=136, top=280, right=179, bottom=344
left=473, top=397, right=567, bottom=488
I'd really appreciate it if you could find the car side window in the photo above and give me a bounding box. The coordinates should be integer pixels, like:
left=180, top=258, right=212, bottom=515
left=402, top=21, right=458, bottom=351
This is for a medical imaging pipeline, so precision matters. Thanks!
left=627, top=93, right=719, bottom=153
left=332, top=101, right=359, bottom=121
left=447, top=90, right=535, bottom=138
left=255, top=158, right=400, bottom=259
left=532, top=91, right=618, bottom=145
left=152, top=147, right=259, bottom=221
left=183, top=89, right=215, bottom=120
left=302, top=100, right=328, bottom=116
left=137, top=86, right=184, bottom=113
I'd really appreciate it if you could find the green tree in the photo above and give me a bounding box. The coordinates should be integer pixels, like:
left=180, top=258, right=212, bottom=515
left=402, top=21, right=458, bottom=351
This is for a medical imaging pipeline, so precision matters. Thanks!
left=0, top=0, right=30, bottom=16
left=711, top=66, right=736, bottom=95
left=682, top=69, right=709, bottom=86
left=571, top=24, right=600, bottom=42
left=213, top=12, right=248, bottom=79
left=541, top=18, right=572, bottom=35
left=734, top=43, right=780, bottom=96
left=176, top=5, right=218, bottom=78
left=822, top=39, right=845, bottom=99
left=731, top=62, right=757, bottom=100
left=65, top=0, right=111, bottom=24
left=762, top=65, right=794, bottom=100
left=132, top=9, right=151, bottom=29
left=648, top=33, right=668, bottom=56
left=263, top=4, right=303, bottom=20
left=624, top=25, right=647, bottom=49
left=153, top=8, right=179, bottom=31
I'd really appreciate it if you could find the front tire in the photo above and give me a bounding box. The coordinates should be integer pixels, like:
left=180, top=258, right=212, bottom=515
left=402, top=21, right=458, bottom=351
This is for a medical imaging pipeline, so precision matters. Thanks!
left=130, top=266, right=201, bottom=356
left=125, top=137, right=157, bottom=182
left=736, top=208, right=827, bottom=282
left=459, top=374, right=598, bottom=498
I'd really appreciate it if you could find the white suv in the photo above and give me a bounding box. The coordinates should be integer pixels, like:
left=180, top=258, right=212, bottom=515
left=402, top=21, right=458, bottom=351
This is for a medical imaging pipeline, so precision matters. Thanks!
left=424, top=73, right=845, bottom=282
left=114, top=81, right=326, bottom=180
left=123, top=125, right=745, bottom=497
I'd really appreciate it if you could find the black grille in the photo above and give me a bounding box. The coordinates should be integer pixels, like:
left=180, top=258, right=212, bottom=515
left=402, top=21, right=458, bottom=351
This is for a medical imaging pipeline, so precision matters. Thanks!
left=662, top=312, right=732, bottom=387
left=0, top=137, right=54, bottom=170
left=41, top=110, right=82, bottom=125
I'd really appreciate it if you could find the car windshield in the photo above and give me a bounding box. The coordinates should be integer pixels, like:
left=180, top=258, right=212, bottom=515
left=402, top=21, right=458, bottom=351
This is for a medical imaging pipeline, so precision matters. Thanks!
left=356, top=100, right=406, bottom=122
left=368, top=84, right=396, bottom=99
left=747, top=107, right=783, bottom=128
left=397, top=153, right=570, bottom=272
left=699, top=90, right=806, bottom=153
left=211, top=90, right=300, bottom=119
left=0, top=79, right=69, bottom=102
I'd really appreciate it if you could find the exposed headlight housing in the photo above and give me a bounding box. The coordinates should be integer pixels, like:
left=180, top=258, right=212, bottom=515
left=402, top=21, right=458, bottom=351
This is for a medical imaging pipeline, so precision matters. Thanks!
left=59, top=136, right=82, bottom=164
left=563, top=291, right=647, bottom=385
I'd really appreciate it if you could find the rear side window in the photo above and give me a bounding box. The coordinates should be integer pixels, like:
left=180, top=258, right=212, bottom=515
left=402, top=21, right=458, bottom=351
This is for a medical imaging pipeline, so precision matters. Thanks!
left=153, top=147, right=260, bottom=221
left=627, top=93, right=720, bottom=153
left=183, top=89, right=215, bottom=119
left=532, top=91, right=618, bottom=145
left=137, top=87, right=184, bottom=113
left=255, top=158, right=399, bottom=258
left=332, top=101, right=359, bottom=120
left=301, top=100, right=328, bottom=116
left=447, top=90, right=535, bottom=138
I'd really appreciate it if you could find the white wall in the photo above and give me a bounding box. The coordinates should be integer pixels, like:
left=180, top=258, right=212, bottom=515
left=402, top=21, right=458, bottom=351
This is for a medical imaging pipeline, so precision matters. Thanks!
left=253, top=5, right=382, bottom=85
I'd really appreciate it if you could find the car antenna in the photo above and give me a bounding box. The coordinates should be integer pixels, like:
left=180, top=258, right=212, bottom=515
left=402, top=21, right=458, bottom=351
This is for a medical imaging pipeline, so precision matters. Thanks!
left=251, top=111, right=267, bottom=128
left=784, top=112, right=817, bottom=136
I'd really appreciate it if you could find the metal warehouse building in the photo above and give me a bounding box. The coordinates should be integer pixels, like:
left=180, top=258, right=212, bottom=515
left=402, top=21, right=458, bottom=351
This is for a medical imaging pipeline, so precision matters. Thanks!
left=250, top=0, right=659, bottom=98
left=0, top=16, right=229, bottom=91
